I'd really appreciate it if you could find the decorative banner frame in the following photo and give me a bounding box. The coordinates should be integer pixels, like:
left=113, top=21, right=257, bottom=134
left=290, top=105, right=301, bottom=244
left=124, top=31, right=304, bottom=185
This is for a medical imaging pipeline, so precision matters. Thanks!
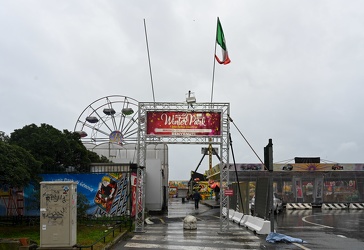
left=135, top=102, right=230, bottom=233
left=146, top=111, right=221, bottom=136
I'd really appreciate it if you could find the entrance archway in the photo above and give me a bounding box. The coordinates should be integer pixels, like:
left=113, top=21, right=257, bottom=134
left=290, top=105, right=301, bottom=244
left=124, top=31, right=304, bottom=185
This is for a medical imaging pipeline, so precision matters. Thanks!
left=135, top=102, right=231, bottom=232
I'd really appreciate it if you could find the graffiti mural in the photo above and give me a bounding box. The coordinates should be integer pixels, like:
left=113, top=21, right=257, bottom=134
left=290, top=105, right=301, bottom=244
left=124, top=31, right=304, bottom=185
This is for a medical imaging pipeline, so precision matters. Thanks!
left=18, top=173, right=132, bottom=217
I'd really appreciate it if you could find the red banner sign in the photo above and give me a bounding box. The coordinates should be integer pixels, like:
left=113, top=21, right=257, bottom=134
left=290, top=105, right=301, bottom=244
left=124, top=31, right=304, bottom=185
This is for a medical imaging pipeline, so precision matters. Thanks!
left=146, top=111, right=221, bottom=136
left=224, top=189, right=233, bottom=196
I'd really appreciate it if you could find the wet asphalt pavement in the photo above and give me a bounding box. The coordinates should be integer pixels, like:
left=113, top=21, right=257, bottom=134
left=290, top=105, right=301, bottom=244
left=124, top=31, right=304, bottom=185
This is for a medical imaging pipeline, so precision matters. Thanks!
left=110, top=198, right=364, bottom=249
left=274, top=208, right=364, bottom=250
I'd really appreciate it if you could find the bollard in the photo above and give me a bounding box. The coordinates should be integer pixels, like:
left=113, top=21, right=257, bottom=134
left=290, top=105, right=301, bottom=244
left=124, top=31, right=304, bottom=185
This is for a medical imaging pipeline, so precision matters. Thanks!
left=183, top=215, right=197, bottom=230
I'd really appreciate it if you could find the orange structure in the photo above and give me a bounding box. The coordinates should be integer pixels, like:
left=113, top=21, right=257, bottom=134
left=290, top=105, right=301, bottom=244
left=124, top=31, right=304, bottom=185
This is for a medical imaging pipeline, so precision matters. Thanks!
left=0, top=187, right=24, bottom=216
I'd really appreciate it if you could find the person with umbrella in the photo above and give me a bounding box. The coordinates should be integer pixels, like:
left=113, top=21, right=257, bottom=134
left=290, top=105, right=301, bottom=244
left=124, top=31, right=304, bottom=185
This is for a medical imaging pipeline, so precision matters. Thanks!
left=210, top=181, right=220, bottom=202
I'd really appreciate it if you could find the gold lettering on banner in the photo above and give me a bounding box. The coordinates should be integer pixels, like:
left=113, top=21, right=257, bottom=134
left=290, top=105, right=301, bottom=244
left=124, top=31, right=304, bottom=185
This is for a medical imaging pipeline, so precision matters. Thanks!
left=160, top=113, right=207, bottom=127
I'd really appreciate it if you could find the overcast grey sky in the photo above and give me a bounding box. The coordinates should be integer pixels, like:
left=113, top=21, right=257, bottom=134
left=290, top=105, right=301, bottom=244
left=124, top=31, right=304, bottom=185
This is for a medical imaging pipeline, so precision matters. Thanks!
left=1, top=0, right=364, bottom=180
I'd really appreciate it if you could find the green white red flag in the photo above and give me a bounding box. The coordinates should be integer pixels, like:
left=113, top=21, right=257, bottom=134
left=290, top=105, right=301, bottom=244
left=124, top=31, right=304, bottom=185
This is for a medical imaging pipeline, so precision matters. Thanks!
left=215, top=18, right=231, bottom=65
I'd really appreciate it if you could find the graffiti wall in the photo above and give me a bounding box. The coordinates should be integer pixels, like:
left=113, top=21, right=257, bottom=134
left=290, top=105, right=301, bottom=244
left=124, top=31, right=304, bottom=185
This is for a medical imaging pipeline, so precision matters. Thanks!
left=16, top=173, right=131, bottom=217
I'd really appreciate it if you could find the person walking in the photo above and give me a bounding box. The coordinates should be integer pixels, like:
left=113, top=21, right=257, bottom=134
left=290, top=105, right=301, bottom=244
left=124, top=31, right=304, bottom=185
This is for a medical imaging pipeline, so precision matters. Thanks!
left=193, top=190, right=202, bottom=209
left=214, top=185, right=220, bottom=203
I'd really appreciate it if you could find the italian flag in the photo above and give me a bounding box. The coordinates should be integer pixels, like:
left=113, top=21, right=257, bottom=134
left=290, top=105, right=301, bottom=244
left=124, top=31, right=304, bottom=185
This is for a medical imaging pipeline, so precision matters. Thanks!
left=215, top=18, right=231, bottom=65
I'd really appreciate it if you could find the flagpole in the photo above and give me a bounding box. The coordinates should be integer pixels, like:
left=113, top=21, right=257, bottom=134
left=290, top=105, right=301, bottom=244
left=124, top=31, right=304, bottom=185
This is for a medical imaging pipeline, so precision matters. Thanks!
left=210, top=17, right=219, bottom=103
left=209, top=17, right=219, bottom=173
left=143, top=18, right=156, bottom=104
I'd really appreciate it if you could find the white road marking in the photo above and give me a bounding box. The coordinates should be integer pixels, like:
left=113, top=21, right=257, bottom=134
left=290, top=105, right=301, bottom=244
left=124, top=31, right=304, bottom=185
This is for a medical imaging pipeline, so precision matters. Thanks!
left=132, top=238, right=260, bottom=247
left=124, top=242, right=260, bottom=250
left=132, top=234, right=260, bottom=241
left=278, top=226, right=324, bottom=229
left=302, top=215, right=334, bottom=229
left=293, top=242, right=311, bottom=250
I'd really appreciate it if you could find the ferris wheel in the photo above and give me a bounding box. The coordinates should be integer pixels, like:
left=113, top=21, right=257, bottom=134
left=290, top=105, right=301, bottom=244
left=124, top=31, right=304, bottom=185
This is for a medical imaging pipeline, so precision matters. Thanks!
left=74, top=95, right=140, bottom=160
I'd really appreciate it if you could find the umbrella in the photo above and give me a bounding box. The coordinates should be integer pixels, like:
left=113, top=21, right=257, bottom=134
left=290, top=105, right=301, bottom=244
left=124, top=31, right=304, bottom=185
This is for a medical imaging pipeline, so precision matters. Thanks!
left=210, top=182, right=220, bottom=189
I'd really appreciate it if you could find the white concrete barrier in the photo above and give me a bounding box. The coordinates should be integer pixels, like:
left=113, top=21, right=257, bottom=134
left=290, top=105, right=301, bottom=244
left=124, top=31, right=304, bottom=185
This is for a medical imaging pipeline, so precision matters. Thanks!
left=228, top=209, right=235, bottom=221
left=349, top=203, right=364, bottom=210
left=322, top=203, right=348, bottom=210
left=222, top=207, right=227, bottom=217
left=243, top=215, right=271, bottom=235
left=239, top=215, right=249, bottom=227
left=286, top=203, right=312, bottom=210
left=221, top=207, right=234, bottom=218
left=232, top=211, right=244, bottom=224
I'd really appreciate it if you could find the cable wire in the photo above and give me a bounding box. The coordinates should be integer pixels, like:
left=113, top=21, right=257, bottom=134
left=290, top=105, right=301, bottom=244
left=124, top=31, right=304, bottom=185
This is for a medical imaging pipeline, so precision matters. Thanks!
left=228, top=114, right=266, bottom=169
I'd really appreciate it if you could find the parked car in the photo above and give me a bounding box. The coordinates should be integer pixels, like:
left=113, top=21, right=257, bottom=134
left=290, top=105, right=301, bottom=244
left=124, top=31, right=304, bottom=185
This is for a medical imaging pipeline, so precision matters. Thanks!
left=250, top=193, right=283, bottom=215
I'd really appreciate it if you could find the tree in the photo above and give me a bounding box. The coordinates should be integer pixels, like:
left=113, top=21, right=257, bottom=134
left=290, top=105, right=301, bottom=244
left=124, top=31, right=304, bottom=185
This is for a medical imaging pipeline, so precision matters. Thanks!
left=0, top=131, right=9, bottom=142
left=8, top=123, right=109, bottom=173
left=0, top=141, right=41, bottom=188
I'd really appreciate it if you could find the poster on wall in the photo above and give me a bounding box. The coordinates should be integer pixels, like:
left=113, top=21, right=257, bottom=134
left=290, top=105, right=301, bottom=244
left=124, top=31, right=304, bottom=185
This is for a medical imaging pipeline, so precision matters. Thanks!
left=146, top=111, right=221, bottom=136
left=315, top=178, right=323, bottom=199
left=94, top=173, right=121, bottom=213
left=22, top=173, right=131, bottom=217
left=131, top=172, right=137, bottom=217
left=295, top=179, right=303, bottom=199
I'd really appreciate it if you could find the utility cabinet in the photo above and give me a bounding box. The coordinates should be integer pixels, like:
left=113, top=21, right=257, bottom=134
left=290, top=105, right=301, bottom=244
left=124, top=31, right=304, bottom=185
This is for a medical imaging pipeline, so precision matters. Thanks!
left=39, top=181, right=77, bottom=249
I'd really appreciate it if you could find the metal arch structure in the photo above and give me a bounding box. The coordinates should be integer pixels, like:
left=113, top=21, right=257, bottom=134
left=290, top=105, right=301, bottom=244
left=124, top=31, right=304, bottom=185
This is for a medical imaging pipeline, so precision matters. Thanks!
left=135, top=102, right=231, bottom=233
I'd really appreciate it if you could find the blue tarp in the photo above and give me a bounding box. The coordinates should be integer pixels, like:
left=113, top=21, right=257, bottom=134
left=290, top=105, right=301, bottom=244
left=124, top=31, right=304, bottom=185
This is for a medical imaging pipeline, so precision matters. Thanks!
left=266, top=232, right=307, bottom=244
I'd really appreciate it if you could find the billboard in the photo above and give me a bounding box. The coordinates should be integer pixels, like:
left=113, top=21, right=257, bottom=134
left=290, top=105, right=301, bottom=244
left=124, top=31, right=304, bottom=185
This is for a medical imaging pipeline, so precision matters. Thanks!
left=274, top=163, right=364, bottom=171
left=146, top=111, right=221, bottom=136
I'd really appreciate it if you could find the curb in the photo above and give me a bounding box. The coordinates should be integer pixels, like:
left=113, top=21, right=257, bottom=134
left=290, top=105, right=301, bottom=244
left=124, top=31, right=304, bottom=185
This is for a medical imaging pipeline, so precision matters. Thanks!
left=104, top=229, right=129, bottom=250
left=201, top=201, right=220, bottom=208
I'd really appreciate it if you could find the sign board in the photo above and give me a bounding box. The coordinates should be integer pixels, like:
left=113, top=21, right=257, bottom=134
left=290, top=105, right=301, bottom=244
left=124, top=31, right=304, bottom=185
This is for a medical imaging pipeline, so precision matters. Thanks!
left=201, top=147, right=219, bottom=155
left=146, top=111, right=221, bottom=136
left=224, top=189, right=233, bottom=196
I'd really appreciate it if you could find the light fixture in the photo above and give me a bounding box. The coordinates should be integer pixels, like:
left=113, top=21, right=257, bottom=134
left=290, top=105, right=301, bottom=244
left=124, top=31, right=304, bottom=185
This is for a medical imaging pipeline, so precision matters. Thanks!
left=186, top=90, right=196, bottom=104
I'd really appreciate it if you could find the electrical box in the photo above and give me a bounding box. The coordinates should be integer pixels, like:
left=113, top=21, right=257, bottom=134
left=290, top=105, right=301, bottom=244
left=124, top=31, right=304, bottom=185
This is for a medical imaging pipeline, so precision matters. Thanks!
left=39, top=181, right=77, bottom=249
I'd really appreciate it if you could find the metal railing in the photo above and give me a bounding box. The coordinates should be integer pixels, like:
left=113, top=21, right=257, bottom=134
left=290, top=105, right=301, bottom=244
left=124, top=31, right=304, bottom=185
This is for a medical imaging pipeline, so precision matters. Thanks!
left=74, top=218, right=133, bottom=250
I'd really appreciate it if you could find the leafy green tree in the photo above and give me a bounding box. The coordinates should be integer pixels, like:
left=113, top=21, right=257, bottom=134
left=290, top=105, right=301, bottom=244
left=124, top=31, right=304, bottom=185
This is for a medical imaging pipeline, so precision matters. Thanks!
left=8, top=123, right=109, bottom=173
left=0, top=131, right=9, bottom=142
left=0, top=141, right=41, bottom=188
